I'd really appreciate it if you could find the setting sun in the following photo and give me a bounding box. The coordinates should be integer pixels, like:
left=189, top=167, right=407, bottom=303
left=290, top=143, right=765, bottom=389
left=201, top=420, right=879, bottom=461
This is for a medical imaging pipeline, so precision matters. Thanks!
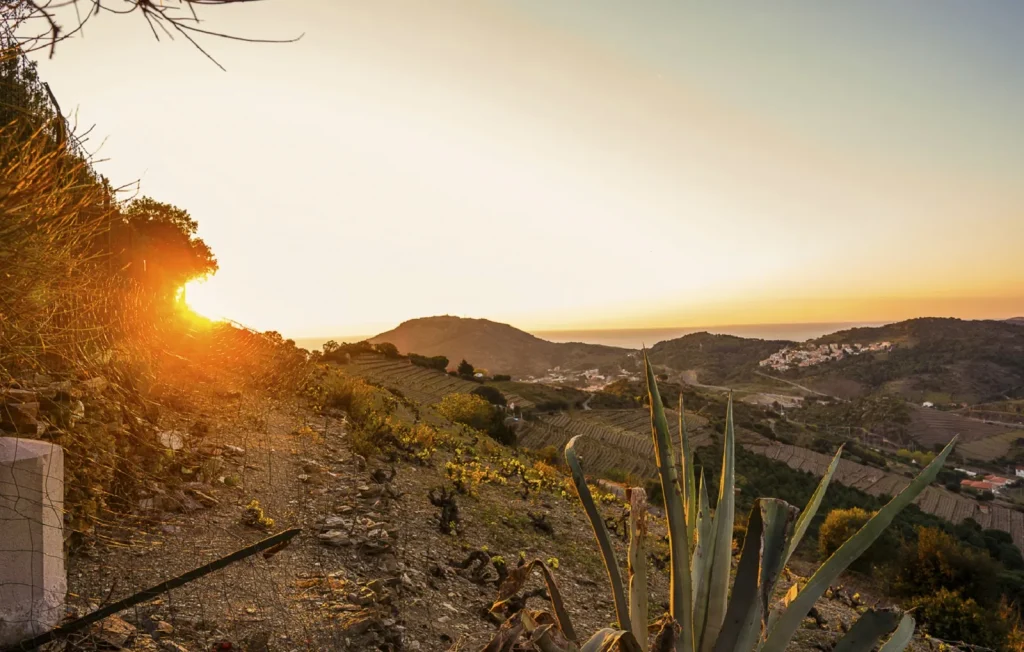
left=181, top=277, right=225, bottom=321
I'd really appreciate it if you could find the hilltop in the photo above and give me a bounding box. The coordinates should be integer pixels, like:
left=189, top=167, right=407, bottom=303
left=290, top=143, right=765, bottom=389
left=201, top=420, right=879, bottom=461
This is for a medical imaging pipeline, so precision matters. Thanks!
left=1008, top=317, right=1024, bottom=327
left=646, top=331, right=795, bottom=385
left=368, top=315, right=632, bottom=378
left=791, top=318, right=1024, bottom=402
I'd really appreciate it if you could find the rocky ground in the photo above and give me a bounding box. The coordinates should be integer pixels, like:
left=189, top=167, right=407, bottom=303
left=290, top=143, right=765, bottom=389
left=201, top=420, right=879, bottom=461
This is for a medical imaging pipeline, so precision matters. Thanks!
left=24, top=372, right=960, bottom=652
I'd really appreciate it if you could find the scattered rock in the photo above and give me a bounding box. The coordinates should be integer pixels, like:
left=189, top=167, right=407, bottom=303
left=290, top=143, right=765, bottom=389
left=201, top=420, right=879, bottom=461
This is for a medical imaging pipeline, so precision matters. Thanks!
left=158, top=430, right=185, bottom=451
left=81, top=376, right=109, bottom=394
left=158, top=641, right=189, bottom=652
left=241, top=631, right=270, bottom=652
left=319, top=530, right=352, bottom=546
left=91, top=614, right=136, bottom=649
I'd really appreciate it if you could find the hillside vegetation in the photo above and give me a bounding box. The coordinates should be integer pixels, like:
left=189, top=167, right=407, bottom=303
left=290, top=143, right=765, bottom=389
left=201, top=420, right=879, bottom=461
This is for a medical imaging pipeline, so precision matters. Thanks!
left=794, top=318, right=1024, bottom=403
left=647, top=331, right=794, bottom=385
left=369, top=315, right=633, bottom=378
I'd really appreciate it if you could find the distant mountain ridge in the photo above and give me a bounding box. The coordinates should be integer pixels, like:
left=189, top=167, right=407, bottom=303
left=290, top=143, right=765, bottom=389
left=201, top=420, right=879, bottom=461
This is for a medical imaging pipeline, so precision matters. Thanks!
left=794, top=318, right=1024, bottom=402
left=369, top=315, right=632, bottom=378
left=640, top=317, right=1024, bottom=402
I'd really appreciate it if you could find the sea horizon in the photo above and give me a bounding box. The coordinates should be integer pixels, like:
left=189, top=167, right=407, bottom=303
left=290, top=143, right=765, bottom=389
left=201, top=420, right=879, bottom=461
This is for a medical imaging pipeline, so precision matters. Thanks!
left=292, top=320, right=890, bottom=353
left=534, top=321, right=890, bottom=349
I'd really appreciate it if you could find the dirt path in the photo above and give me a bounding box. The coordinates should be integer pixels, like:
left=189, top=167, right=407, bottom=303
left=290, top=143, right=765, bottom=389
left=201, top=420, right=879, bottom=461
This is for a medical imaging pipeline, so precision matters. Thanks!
left=754, top=370, right=835, bottom=398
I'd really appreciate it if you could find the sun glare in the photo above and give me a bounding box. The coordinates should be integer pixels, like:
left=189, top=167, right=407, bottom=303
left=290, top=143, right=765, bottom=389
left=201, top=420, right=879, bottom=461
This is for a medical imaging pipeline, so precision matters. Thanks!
left=182, top=278, right=225, bottom=322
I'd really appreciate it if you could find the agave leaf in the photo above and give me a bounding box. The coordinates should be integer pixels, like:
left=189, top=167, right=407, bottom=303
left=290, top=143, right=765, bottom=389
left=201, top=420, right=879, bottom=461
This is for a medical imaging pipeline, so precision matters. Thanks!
left=566, top=436, right=629, bottom=633
left=713, top=498, right=798, bottom=652
left=760, top=437, right=958, bottom=652
left=627, top=487, right=649, bottom=643
left=644, top=351, right=694, bottom=651
left=491, top=559, right=577, bottom=643
left=878, top=614, right=916, bottom=652
left=699, top=394, right=736, bottom=652
left=783, top=446, right=843, bottom=569
left=832, top=609, right=901, bottom=652
left=679, top=393, right=698, bottom=551
left=580, top=628, right=644, bottom=652
left=523, top=609, right=574, bottom=652
left=690, top=470, right=714, bottom=642
left=482, top=609, right=527, bottom=652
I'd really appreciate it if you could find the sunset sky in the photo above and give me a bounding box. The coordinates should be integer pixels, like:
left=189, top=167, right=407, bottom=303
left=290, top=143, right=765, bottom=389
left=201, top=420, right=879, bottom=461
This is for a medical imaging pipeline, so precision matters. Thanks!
left=30, top=1, right=1024, bottom=337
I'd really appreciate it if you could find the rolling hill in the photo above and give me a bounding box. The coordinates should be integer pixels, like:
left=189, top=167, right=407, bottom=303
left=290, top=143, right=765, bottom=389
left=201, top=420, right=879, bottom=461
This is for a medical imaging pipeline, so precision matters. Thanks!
left=793, top=318, right=1024, bottom=402
left=368, top=315, right=633, bottom=378
left=646, top=331, right=795, bottom=385
left=1008, top=317, right=1024, bottom=327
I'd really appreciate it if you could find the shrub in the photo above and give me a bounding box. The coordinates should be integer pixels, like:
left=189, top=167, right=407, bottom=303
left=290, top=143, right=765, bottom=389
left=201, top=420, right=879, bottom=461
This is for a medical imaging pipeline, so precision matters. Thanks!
left=471, top=385, right=507, bottom=406
left=910, top=588, right=1007, bottom=649
left=410, top=353, right=448, bottom=371
left=436, top=393, right=493, bottom=430
left=373, top=341, right=401, bottom=358
left=315, top=373, right=379, bottom=425
left=534, top=445, right=561, bottom=467
left=818, top=507, right=896, bottom=573
left=322, top=340, right=374, bottom=362
left=892, top=527, right=1002, bottom=606
left=492, top=374, right=511, bottom=382
left=457, top=359, right=475, bottom=377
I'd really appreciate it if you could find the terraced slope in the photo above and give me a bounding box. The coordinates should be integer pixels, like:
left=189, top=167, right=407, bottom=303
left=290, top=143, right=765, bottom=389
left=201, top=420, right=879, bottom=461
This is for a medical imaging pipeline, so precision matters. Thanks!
left=519, top=409, right=712, bottom=477
left=347, top=356, right=535, bottom=409
left=959, top=429, right=1024, bottom=462
left=908, top=405, right=1012, bottom=449
left=516, top=406, right=1024, bottom=552
left=745, top=440, right=1024, bottom=551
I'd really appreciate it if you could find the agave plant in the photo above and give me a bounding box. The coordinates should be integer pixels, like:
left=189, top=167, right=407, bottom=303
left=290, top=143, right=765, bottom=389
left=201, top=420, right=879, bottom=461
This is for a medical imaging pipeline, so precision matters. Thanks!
left=484, top=352, right=957, bottom=652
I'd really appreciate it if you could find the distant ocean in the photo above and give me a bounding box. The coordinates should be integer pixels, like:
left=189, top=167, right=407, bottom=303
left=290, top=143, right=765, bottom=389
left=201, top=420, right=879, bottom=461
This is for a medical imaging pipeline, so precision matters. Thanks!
left=534, top=322, right=890, bottom=350
left=292, top=322, right=888, bottom=353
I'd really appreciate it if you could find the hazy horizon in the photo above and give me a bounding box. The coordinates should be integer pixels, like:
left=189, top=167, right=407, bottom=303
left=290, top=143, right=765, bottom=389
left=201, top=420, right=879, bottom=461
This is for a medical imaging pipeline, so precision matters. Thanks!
left=28, top=1, right=1024, bottom=335
left=289, top=314, right=1024, bottom=353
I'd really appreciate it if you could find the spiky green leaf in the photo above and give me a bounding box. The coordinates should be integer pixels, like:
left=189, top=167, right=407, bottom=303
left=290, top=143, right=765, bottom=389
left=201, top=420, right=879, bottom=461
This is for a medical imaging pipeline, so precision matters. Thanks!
left=783, top=446, right=843, bottom=569
left=832, top=609, right=901, bottom=652
left=713, top=499, right=798, bottom=652
left=627, top=488, right=649, bottom=643
left=691, top=470, right=714, bottom=645
left=878, top=614, right=916, bottom=652
left=760, top=437, right=958, bottom=652
left=680, top=394, right=698, bottom=551
left=644, top=352, right=694, bottom=652
left=699, top=394, right=736, bottom=652
left=566, top=436, right=629, bottom=633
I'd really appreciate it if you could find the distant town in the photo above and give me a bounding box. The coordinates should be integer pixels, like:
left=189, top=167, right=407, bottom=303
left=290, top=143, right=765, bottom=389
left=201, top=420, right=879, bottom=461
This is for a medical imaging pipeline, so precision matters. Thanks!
left=759, top=341, right=893, bottom=371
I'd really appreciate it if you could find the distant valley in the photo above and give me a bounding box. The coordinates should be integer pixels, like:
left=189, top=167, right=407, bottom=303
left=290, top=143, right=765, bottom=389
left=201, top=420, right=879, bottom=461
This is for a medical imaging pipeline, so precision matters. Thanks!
left=355, top=315, right=1024, bottom=407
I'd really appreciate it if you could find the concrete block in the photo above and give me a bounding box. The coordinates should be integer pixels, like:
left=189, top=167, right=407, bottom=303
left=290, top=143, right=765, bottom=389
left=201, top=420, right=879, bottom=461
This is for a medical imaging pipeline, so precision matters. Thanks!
left=0, top=437, right=65, bottom=646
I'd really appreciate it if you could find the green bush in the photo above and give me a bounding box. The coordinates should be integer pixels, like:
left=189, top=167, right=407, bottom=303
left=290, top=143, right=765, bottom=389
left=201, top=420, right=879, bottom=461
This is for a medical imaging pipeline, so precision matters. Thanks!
left=410, top=353, right=448, bottom=371
left=910, top=588, right=1007, bottom=649
left=373, top=341, right=401, bottom=358
left=892, top=527, right=1002, bottom=607
left=818, top=507, right=897, bottom=573
left=471, top=385, right=507, bottom=406
left=492, top=374, right=511, bottom=382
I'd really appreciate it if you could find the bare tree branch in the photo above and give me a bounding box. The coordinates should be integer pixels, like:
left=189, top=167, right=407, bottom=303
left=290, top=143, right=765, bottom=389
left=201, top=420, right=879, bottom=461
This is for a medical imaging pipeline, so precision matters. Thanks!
left=2, top=1, right=302, bottom=68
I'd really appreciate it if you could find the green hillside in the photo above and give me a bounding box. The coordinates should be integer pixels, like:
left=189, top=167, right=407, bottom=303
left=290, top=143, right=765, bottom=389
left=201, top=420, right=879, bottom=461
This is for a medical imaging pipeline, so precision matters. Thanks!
left=795, top=318, right=1024, bottom=403
left=647, top=331, right=794, bottom=385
